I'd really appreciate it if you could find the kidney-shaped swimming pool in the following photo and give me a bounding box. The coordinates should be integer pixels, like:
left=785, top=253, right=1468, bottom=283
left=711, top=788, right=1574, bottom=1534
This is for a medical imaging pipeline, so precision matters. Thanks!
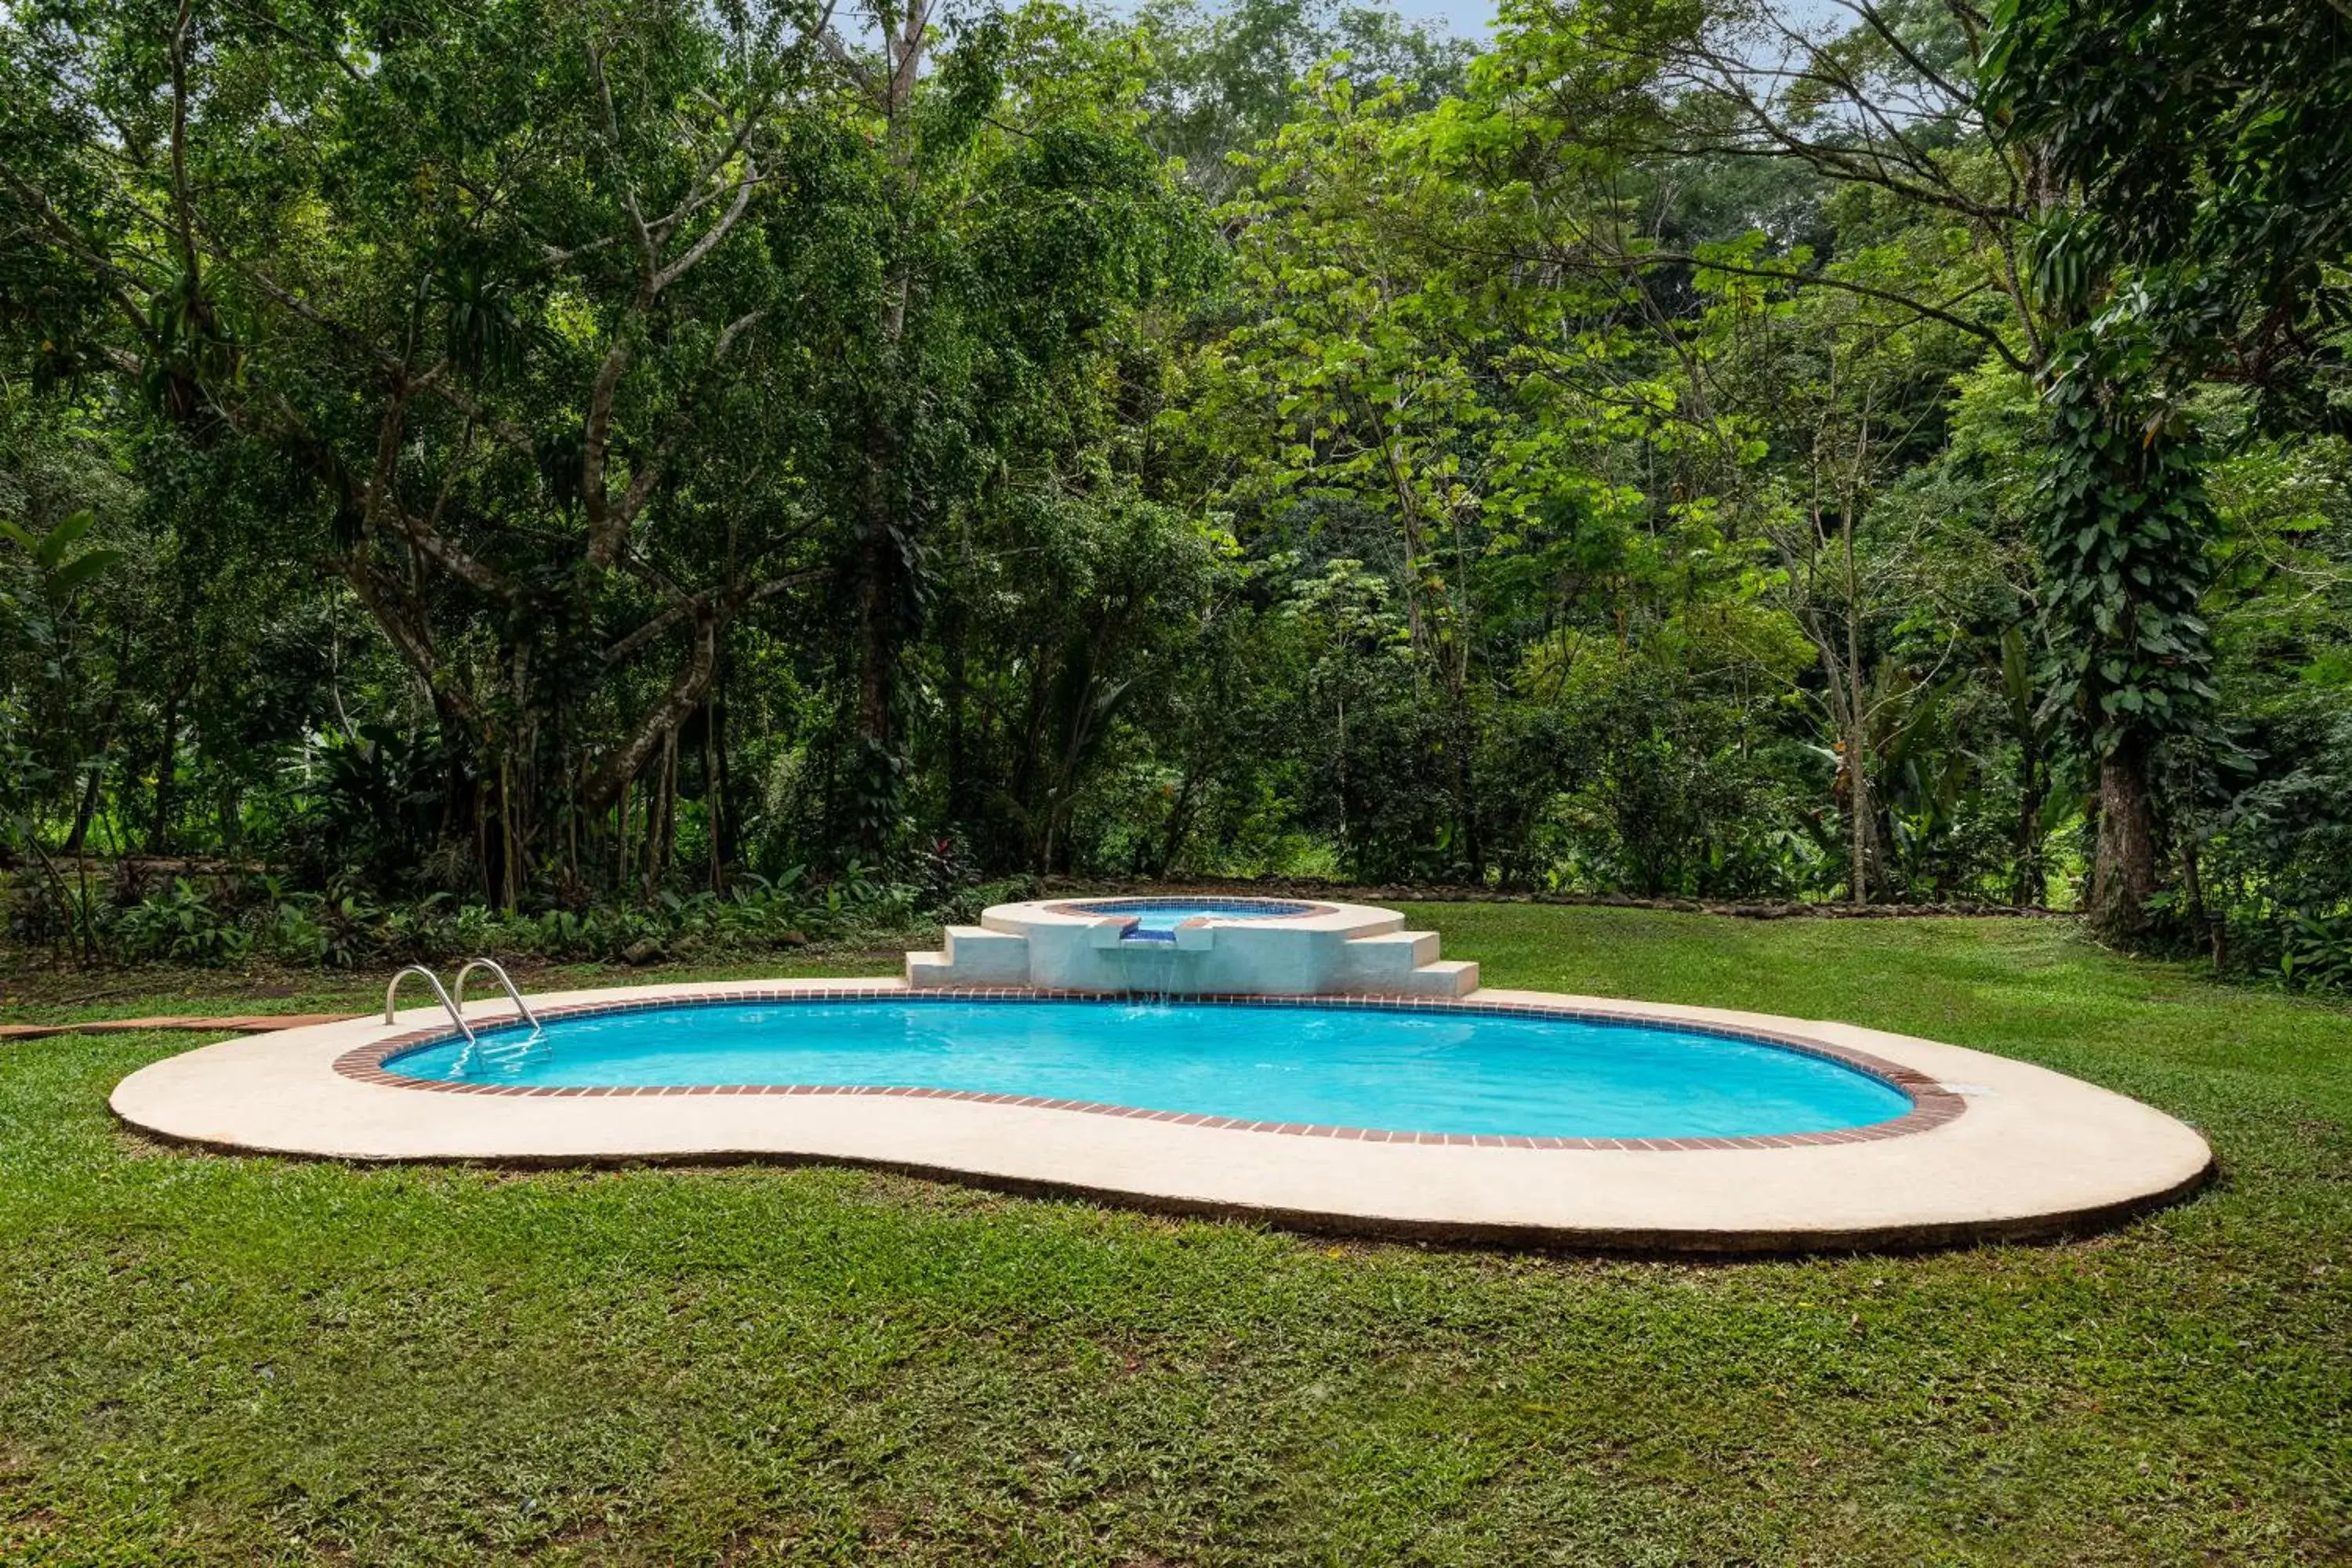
left=379, top=996, right=1915, bottom=1142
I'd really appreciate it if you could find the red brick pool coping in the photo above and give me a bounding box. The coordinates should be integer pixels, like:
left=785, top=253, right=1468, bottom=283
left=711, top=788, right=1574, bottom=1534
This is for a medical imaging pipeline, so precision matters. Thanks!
left=332, top=986, right=1966, bottom=1152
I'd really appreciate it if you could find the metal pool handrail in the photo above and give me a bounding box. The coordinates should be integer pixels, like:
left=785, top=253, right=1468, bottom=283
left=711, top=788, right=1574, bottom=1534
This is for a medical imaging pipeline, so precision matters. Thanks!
left=452, top=957, right=542, bottom=1035
left=383, top=964, right=475, bottom=1042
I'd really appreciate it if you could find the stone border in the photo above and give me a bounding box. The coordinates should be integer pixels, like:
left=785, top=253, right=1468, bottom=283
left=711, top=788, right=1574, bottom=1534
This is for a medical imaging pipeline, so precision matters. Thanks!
left=336, top=988, right=1963, bottom=1152
left=108, top=977, right=2217, bottom=1254
left=1038, top=895, right=1338, bottom=924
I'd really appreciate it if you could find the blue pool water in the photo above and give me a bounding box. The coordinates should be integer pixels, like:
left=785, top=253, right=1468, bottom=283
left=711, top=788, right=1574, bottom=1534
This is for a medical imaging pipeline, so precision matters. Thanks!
left=386, top=1000, right=1911, bottom=1138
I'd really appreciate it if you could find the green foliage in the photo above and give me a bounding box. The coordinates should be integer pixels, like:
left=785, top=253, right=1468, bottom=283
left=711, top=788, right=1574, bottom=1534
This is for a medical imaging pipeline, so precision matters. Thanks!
left=1989, top=0, right=2352, bottom=433
left=1136, top=0, right=1473, bottom=197
left=2031, top=352, right=2218, bottom=755
left=1984, top=0, right=2352, bottom=932
left=2, top=862, right=930, bottom=970
left=0, top=0, right=2346, bottom=970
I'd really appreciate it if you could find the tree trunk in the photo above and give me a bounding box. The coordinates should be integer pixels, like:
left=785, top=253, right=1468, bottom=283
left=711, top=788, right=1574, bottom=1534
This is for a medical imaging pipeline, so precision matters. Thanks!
left=1382, top=447, right=1428, bottom=666
left=581, top=612, right=722, bottom=819
left=147, top=682, right=183, bottom=855
left=615, top=776, right=630, bottom=891
left=67, top=683, right=123, bottom=856
left=943, top=591, right=970, bottom=832
left=659, top=728, right=678, bottom=885
left=2087, top=731, right=2158, bottom=940
left=2011, top=744, right=2045, bottom=906
left=1842, top=511, right=1869, bottom=907
left=855, top=417, right=898, bottom=786
left=1847, top=728, right=1871, bottom=907
left=1450, top=705, right=1483, bottom=881
left=702, top=701, right=724, bottom=894
left=643, top=728, right=677, bottom=895
left=710, top=677, right=735, bottom=873
left=1155, top=767, right=1203, bottom=877
left=65, top=750, right=107, bottom=856
left=849, top=0, right=926, bottom=856
left=432, top=693, right=477, bottom=883
left=1334, top=692, right=1348, bottom=864
left=851, top=510, right=899, bottom=856
left=498, top=751, right=517, bottom=910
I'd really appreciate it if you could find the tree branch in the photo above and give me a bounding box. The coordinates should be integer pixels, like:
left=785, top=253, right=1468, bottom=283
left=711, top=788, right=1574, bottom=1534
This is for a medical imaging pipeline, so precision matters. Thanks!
left=602, top=568, right=829, bottom=666
left=583, top=611, right=722, bottom=814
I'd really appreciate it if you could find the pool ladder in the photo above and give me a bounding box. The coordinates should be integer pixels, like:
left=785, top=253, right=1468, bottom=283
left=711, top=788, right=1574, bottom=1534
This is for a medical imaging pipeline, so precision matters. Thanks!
left=383, top=958, right=543, bottom=1044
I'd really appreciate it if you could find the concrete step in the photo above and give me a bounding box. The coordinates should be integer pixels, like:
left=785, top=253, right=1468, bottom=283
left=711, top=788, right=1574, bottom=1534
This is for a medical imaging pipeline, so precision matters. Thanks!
left=907, top=927, right=1032, bottom=988
left=1338, top=929, right=1441, bottom=985
left=943, top=925, right=1031, bottom=982
left=1400, top=959, right=1480, bottom=997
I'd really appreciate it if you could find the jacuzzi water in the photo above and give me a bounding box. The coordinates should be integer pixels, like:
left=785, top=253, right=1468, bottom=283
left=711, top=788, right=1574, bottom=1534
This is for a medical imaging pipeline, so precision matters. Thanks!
left=1062, top=897, right=1319, bottom=935
left=385, top=999, right=1912, bottom=1138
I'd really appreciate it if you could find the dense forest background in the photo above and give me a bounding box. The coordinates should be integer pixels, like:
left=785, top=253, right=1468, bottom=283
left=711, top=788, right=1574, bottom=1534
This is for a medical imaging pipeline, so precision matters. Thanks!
left=2, top=0, right=2347, bottom=981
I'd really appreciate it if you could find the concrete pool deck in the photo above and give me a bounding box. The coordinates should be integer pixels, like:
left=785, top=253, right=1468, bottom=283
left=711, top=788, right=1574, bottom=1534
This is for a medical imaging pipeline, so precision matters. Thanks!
left=106, top=977, right=2214, bottom=1254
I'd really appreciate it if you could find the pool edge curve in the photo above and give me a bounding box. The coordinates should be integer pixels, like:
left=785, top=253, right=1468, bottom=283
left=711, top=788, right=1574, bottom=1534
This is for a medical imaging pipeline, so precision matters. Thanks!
left=108, top=976, right=2217, bottom=1257
left=347, top=989, right=1959, bottom=1152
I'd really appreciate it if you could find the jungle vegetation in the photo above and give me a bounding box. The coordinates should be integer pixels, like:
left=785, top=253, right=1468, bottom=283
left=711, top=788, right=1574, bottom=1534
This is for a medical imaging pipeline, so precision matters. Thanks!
left=2, top=0, right=2348, bottom=978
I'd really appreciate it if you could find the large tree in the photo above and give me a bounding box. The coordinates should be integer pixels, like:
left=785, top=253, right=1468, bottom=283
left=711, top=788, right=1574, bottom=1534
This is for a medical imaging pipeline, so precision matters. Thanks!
left=1986, top=0, right=2352, bottom=931
left=1465, top=0, right=2234, bottom=935
left=2, top=0, right=844, bottom=901
left=0, top=0, right=1206, bottom=894
left=808, top=0, right=1210, bottom=853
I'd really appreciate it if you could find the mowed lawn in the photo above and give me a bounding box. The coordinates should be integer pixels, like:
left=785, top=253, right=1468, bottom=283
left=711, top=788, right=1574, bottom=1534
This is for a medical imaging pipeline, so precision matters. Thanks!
left=2, top=908, right=2347, bottom=1566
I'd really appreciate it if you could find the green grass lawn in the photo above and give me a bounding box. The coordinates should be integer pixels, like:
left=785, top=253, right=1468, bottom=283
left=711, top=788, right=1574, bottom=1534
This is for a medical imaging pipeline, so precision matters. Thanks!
left=2, top=907, right=2347, bottom=1565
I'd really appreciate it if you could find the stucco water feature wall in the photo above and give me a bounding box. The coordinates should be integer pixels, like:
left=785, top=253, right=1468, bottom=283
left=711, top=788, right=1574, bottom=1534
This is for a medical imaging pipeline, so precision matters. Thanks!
left=903, top=895, right=1480, bottom=996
